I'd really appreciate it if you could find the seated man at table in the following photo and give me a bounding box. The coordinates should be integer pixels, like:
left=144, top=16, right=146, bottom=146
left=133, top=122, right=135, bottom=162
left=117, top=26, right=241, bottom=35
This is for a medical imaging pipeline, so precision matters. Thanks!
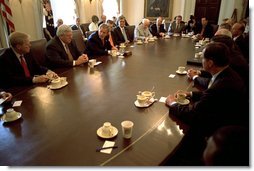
left=165, top=42, right=247, bottom=165
left=134, top=18, right=153, bottom=41
left=168, top=15, right=186, bottom=34
left=46, top=24, right=89, bottom=68
left=194, top=17, right=214, bottom=39
left=113, top=15, right=131, bottom=45
left=85, top=23, right=118, bottom=58
left=149, top=16, right=166, bottom=37
left=0, top=32, right=58, bottom=89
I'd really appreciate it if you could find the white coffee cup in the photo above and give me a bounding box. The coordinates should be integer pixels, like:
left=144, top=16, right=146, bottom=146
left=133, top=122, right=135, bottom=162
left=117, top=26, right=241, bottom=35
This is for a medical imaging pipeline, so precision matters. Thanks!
left=195, top=53, right=200, bottom=58
left=178, top=66, right=185, bottom=73
left=137, top=95, right=148, bottom=105
left=176, top=92, right=186, bottom=103
left=60, top=77, right=67, bottom=85
left=102, top=122, right=113, bottom=137
left=51, top=78, right=61, bottom=88
left=5, top=108, right=18, bottom=120
left=140, top=91, right=155, bottom=100
left=121, top=120, right=134, bottom=139
left=88, top=59, right=96, bottom=68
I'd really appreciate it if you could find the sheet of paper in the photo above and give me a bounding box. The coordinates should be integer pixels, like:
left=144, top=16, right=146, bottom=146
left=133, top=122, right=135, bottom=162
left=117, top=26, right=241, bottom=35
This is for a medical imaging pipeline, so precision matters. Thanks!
left=100, top=140, right=115, bottom=154
left=159, top=97, right=167, bottom=103
left=168, top=74, right=175, bottom=78
left=13, top=100, right=22, bottom=107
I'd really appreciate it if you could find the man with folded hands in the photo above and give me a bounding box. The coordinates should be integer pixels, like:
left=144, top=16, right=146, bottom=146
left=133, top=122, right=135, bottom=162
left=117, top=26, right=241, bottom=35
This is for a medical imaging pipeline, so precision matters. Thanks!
left=85, top=23, right=118, bottom=57
left=46, top=24, right=89, bottom=68
left=164, top=42, right=248, bottom=165
left=0, top=32, right=58, bottom=89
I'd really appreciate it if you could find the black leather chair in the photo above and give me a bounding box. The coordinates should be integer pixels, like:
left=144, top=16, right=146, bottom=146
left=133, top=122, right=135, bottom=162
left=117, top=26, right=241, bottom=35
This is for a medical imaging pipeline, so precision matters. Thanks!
left=30, top=38, right=47, bottom=66
left=80, top=23, right=90, bottom=37
left=125, top=25, right=135, bottom=42
left=72, top=30, right=86, bottom=53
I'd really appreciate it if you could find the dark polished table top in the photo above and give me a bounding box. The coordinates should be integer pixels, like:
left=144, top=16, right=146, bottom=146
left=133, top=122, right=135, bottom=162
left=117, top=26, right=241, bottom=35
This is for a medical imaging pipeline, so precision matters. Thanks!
left=0, top=37, right=199, bottom=166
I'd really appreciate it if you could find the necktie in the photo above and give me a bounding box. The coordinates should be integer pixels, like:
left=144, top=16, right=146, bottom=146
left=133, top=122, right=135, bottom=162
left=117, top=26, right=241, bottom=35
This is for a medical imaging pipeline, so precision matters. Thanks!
left=176, top=24, right=179, bottom=32
left=65, top=44, right=73, bottom=61
left=20, top=56, right=31, bottom=77
left=122, top=28, right=128, bottom=42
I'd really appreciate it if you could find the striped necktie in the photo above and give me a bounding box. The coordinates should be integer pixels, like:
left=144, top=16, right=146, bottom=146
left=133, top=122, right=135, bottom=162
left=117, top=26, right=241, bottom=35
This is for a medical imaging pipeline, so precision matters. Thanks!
left=65, top=44, right=74, bottom=61
left=20, top=55, right=31, bottom=77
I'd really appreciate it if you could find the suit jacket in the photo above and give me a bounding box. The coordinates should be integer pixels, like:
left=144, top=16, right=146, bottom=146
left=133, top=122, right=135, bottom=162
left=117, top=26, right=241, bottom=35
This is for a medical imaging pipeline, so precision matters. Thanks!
left=169, top=67, right=247, bottom=137
left=85, top=31, right=112, bottom=58
left=168, top=21, right=186, bottom=33
left=46, top=36, right=82, bottom=68
left=113, top=26, right=131, bottom=45
left=149, top=23, right=166, bottom=37
left=234, top=34, right=249, bottom=63
left=0, top=48, right=48, bottom=88
left=195, top=23, right=214, bottom=38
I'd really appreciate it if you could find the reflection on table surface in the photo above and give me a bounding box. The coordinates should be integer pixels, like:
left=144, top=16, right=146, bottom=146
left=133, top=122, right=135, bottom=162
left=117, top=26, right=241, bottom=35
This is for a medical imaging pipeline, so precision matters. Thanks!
left=0, top=37, right=199, bottom=166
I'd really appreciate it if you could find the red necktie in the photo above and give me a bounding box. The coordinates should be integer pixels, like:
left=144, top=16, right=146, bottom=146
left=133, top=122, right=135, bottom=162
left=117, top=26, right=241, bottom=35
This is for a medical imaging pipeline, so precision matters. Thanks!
left=20, top=56, right=31, bottom=77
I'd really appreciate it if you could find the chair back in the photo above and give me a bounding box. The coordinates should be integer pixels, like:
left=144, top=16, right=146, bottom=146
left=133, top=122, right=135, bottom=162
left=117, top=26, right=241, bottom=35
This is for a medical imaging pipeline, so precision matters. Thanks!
left=125, top=25, right=135, bottom=41
left=80, top=23, right=90, bottom=36
left=72, top=30, right=86, bottom=53
left=85, top=31, right=96, bottom=38
left=30, top=38, right=47, bottom=66
left=211, top=24, right=219, bottom=35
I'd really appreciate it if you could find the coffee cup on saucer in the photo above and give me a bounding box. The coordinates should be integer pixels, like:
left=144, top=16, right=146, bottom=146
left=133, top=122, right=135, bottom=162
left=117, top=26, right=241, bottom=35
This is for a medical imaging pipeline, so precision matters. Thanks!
left=5, top=108, right=18, bottom=120
left=139, top=91, right=155, bottom=100
left=178, top=66, right=186, bottom=73
left=101, top=122, right=113, bottom=137
left=136, top=95, right=148, bottom=105
left=60, top=77, right=67, bottom=85
left=176, top=92, right=186, bottom=104
left=51, top=78, right=61, bottom=88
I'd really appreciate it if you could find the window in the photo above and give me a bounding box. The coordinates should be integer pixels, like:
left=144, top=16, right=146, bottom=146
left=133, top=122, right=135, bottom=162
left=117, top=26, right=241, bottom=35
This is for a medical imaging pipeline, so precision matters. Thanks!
left=50, top=0, right=76, bottom=25
left=102, top=0, right=119, bottom=20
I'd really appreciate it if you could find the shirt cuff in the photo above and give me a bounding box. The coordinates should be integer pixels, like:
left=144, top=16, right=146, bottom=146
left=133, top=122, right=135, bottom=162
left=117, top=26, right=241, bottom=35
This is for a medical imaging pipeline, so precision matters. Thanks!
left=192, top=75, right=199, bottom=81
left=170, top=101, right=177, bottom=106
left=73, top=60, right=76, bottom=66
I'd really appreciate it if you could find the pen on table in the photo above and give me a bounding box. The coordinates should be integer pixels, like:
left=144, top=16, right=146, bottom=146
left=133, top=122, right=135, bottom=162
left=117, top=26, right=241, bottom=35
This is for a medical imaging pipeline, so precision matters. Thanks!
left=96, top=146, right=118, bottom=152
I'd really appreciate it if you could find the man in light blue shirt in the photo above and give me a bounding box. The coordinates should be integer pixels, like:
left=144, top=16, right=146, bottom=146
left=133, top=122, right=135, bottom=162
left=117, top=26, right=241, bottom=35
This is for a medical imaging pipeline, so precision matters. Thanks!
left=134, top=18, right=153, bottom=41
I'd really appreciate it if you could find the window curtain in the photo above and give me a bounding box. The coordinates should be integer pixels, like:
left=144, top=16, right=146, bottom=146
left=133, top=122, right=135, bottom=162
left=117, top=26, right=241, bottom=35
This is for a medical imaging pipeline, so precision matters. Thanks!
left=0, top=14, right=9, bottom=48
left=76, top=0, right=103, bottom=23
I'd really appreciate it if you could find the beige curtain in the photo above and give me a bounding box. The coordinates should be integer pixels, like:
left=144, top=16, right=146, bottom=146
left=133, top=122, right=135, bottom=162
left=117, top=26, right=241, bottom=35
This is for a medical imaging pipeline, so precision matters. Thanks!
left=0, top=15, right=9, bottom=48
left=76, top=0, right=103, bottom=23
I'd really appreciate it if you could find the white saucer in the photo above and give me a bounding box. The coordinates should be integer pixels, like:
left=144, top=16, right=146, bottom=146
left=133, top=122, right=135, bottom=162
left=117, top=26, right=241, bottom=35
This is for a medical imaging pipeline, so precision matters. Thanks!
left=119, top=45, right=126, bottom=48
left=148, top=39, right=155, bottom=42
left=47, top=81, right=68, bottom=90
left=176, top=70, right=187, bottom=75
left=136, top=42, right=143, bottom=45
left=177, top=99, right=190, bottom=105
left=1, top=112, right=22, bottom=122
left=134, top=98, right=156, bottom=108
left=97, top=126, right=118, bottom=139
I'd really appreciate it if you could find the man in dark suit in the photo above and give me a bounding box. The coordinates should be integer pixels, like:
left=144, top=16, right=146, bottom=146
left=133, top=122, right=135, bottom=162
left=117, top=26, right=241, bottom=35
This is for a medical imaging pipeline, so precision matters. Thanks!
left=168, top=15, right=186, bottom=34
left=113, top=15, right=131, bottom=45
left=149, top=16, right=166, bottom=37
left=165, top=42, right=247, bottom=165
left=46, top=24, right=89, bottom=68
left=231, top=22, right=249, bottom=63
left=195, top=17, right=214, bottom=39
left=0, top=32, right=58, bottom=89
left=85, top=24, right=118, bottom=58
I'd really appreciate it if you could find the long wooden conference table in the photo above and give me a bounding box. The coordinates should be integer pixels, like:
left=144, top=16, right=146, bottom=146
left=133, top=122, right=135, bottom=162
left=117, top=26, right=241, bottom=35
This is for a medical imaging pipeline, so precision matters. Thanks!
left=0, top=37, right=200, bottom=166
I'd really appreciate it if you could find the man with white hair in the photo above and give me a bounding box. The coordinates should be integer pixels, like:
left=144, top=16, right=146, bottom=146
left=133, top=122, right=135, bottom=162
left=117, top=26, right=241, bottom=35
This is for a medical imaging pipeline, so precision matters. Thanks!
left=214, top=28, right=232, bottom=38
left=46, top=24, right=89, bottom=68
left=134, top=18, right=153, bottom=41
